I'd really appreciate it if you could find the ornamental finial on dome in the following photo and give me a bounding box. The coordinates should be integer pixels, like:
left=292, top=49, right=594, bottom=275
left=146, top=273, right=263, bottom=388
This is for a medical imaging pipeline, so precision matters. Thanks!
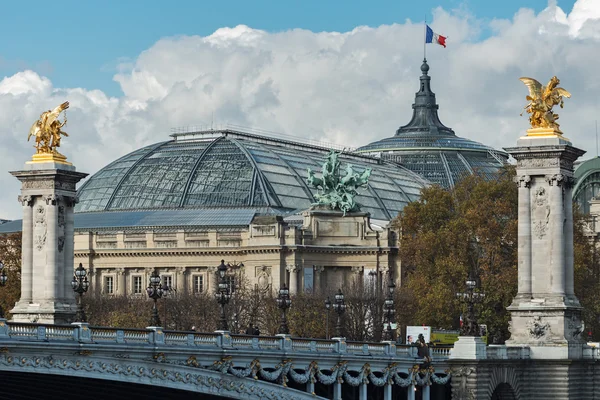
left=395, top=60, right=454, bottom=136
left=421, top=58, right=430, bottom=74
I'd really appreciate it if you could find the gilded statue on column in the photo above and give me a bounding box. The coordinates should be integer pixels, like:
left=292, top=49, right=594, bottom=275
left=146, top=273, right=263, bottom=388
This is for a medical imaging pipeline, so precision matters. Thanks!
left=520, top=76, right=570, bottom=133
left=27, top=101, right=71, bottom=163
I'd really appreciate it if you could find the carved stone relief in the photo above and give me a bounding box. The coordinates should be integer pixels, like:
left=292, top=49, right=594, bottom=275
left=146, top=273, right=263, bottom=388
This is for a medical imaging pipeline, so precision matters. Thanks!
left=527, top=316, right=550, bottom=339
left=255, top=266, right=272, bottom=292
left=532, top=187, right=550, bottom=239
left=33, top=205, right=47, bottom=251
left=57, top=205, right=66, bottom=253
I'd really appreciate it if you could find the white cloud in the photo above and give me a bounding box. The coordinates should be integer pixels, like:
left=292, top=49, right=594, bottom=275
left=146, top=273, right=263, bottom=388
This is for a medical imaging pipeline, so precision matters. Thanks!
left=0, top=0, right=599, bottom=219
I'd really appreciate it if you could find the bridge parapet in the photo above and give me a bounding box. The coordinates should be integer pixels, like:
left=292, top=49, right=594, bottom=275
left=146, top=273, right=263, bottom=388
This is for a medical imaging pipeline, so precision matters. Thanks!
left=2, top=321, right=427, bottom=360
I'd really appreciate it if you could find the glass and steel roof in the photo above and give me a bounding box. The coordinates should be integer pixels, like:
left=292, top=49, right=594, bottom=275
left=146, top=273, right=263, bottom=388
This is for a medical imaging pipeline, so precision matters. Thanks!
left=574, top=157, right=600, bottom=214
left=75, top=129, right=429, bottom=221
left=354, top=59, right=508, bottom=189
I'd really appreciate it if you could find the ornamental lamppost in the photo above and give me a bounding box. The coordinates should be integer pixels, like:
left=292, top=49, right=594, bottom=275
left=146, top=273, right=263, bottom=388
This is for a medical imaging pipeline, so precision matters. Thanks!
left=332, top=289, right=346, bottom=338
left=456, top=272, right=485, bottom=336
left=147, top=269, right=167, bottom=327
left=324, top=296, right=332, bottom=339
left=383, top=272, right=396, bottom=341
left=215, top=260, right=231, bottom=331
left=71, top=263, right=89, bottom=322
left=276, top=284, right=292, bottom=334
left=0, top=261, right=8, bottom=318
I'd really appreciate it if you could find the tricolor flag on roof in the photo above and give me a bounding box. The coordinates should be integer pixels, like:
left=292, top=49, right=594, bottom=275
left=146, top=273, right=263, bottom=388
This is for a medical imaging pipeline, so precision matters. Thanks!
left=425, top=25, right=447, bottom=48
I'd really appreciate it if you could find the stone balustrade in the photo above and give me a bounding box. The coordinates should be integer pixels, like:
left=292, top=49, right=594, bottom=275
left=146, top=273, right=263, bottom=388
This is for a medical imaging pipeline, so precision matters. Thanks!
left=0, top=321, right=426, bottom=359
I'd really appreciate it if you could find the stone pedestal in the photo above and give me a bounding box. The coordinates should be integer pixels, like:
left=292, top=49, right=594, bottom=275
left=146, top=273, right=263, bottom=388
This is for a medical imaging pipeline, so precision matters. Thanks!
left=449, top=336, right=487, bottom=360
left=504, top=129, right=586, bottom=357
left=10, top=161, right=87, bottom=324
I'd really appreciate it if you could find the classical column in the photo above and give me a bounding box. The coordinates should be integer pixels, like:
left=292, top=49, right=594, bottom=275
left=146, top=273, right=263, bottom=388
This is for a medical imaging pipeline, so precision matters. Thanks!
left=18, top=195, right=34, bottom=305
left=313, top=265, right=324, bottom=293
left=547, top=174, right=565, bottom=296
left=176, top=267, right=186, bottom=294
left=208, top=266, right=218, bottom=293
left=44, top=194, right=59, bottom=302
left=62, top=197, right=76, bottom=301
left=422, top=384, right=431, bottom=400
left=564, top=177, right=576, bottom=299
left=287, top=265, right=299, bottom=295
left=116, top=268, right=126, bottom=296
left=515, top=175, right=532, bottom=298
left=351, top=266, right=364, bottom=289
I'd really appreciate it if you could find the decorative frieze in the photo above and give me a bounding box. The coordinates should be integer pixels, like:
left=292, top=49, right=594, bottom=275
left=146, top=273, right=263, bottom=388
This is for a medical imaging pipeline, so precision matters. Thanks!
left=21, top=179, right=77, bottom=191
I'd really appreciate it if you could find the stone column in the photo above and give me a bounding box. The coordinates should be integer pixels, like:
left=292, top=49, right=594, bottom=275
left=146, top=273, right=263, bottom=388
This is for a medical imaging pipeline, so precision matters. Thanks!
left=44, top=194, right=59, bottom=302
left=287, top=265, right=299, bottom=294
left=564, top=177, right=576, bottom=300
left=176, top=267, right=186, bottom=294
left=515, top=175, right=532, bottom=298
left=351, top=266, right=364, bottom=290
left=208, top=266, right=218, bottom=293
left=547, top=174, right=566, bottom=296
left=17, top=195, right=34, bottom=306
left=62, top=197, right=76, bottom=301
left=313, top=265, right=324, bottom=293
left=116, top=268, right=126, bottom=296
left=422, top=384, right=431, bottom=400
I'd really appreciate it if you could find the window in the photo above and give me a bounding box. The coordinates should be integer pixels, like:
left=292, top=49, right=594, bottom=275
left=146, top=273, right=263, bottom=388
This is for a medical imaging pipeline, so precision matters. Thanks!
left=226, top=276, right=236, bottom=294
left=162, top=275, right=173, bottom=290
left=133, top=276, right=142, bottom=294
left=193, top=275, right=204, bottom=293
left=105, top=276, right=114, bottom=294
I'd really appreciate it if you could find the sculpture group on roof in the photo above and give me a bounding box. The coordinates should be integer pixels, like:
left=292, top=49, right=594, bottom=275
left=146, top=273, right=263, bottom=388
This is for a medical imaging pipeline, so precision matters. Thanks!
left=307, top=150, right=371, bottom=215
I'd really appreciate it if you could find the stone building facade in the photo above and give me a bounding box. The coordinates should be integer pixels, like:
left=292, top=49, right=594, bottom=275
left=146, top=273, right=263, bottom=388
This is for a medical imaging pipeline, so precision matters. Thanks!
left=74, top=210, right=398, bottom=297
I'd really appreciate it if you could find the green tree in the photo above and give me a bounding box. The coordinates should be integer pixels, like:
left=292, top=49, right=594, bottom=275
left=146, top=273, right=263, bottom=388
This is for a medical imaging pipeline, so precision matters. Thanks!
left=0, top=233, right=22, bottom=319
left=392, top=167, right=519, bottom=343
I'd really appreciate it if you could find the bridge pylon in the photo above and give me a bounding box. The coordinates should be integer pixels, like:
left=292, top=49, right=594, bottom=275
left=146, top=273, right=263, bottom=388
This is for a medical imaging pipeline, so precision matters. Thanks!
left=10, top=159, right=87, bottom=324
left=504, top=128, right=586, bottom=359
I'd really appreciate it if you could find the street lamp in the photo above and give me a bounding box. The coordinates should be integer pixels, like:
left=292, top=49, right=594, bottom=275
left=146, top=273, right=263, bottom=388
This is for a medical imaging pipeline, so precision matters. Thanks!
left=456, top=272, right=485, bottom=336
left=146, top=269, right=166, bottom=327
left=276, top=284, right=292, bottom=334
left=332, top=289, right=346, bottom=338
left=324, top=296, right=332, bottom=339
left=215, top=260, right=231, bottom=331
left=383, top=272, right=396, bottom=341
left=71, top=263, right=89, bottom=322
left=0, top=261, right=7, bottom=318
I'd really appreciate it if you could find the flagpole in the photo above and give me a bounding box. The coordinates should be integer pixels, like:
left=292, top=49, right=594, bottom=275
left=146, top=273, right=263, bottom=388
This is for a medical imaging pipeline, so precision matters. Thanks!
left=424, top=16, right=427, bottom=60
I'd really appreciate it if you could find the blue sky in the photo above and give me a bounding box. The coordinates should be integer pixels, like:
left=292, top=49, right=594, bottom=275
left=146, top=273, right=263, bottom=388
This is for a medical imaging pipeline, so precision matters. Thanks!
left=0, top=0, right=576, bottom=97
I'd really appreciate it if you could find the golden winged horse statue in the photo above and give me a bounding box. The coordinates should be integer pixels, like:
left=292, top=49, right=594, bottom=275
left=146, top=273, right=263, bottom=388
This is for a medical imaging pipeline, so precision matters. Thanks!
left=27, top=101, right=69, bottom=154
left=520, top=76, right=570, bottom=132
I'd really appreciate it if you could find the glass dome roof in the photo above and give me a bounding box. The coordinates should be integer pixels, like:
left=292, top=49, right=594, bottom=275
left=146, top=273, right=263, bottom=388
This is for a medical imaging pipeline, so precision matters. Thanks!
left=573, top=157, right=600, bottom=214
left=75, top=130, right=429, bottom=221
left=355, top=59, right=508, bottom=189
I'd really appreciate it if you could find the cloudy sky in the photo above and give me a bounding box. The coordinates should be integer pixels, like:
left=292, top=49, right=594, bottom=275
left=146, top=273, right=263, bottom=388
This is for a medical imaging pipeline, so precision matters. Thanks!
left=0, top=0, right=598, bottom=219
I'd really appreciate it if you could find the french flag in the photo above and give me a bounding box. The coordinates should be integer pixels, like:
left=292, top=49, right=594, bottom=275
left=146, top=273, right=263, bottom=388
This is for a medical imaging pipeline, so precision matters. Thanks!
left=426, top=25, right=447, bottom=48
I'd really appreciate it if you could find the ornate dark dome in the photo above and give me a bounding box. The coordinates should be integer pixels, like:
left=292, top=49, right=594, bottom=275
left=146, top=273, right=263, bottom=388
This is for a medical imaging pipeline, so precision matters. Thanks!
left=355, top=59, right=508, bottom=188
left=75, top=129, right=429, bottom=221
